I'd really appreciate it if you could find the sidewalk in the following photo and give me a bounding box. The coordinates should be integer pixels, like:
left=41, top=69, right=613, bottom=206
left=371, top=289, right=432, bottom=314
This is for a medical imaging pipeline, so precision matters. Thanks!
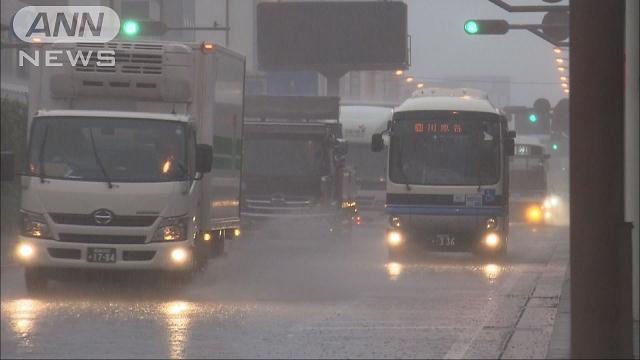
left=546, top=270, right=640, bottom=359
left=546, top=270, right=570, bottom=359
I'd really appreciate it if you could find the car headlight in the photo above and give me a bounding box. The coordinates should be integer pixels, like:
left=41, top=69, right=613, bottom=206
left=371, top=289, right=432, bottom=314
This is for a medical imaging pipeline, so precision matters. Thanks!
left=526, top=205, right=543, bottom=223
left=543, top=195, right=561, bottom=209
left=151, top=216, right=189, bottom=242
left=20, top=210, right=52, bottom=239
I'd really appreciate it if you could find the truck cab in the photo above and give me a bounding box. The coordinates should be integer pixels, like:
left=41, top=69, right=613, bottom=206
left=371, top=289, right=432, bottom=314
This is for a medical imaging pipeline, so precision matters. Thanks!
left=15, top=41, right=245, bottom=293
left=241, top=96, right=354, bottom=239
left=340, top=103, right=394, bottom=215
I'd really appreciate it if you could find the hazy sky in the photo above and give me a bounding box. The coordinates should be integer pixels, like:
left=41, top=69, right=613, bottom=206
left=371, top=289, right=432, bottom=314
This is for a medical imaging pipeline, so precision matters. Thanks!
left=406, top=0, right=567, bottom=106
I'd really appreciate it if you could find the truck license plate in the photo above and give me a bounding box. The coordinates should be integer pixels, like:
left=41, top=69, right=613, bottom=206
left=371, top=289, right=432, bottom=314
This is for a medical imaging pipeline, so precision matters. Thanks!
left=87, top=248, right=116, bottom=263
left=432, top=234, right=456, bottom=247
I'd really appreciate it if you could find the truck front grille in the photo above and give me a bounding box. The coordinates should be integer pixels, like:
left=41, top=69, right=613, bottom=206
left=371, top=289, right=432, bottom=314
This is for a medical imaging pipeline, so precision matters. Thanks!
left=58, top=234, right=147, bottom=244
left=47, top=248, right=82, bottom=259
left=50, top=213, right=157, bottom=227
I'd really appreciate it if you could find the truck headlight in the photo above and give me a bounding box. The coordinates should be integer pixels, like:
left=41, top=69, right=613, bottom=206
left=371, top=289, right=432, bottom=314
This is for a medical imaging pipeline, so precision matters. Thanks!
left=152, top=216, right=189, bottom=242
left=20, top=210, right=52, bottom=239
left=16, top=243, right=35, bottom=260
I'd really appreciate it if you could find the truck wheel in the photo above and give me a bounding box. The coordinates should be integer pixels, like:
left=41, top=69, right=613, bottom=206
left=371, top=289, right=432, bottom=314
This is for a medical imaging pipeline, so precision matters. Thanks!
left=211, top=232, right=225, bottom=258
left=194, top=236, right=209, bottom=272
left=25, top=267, right=48, bottom=296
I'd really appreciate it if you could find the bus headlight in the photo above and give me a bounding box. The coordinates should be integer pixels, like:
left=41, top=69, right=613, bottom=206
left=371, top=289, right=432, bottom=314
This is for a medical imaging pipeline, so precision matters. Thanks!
left=485, top=217, right=498, bottom=230
left=484, top=233, right=500, bottom=248
left=387, top=230, right=403, bottom=247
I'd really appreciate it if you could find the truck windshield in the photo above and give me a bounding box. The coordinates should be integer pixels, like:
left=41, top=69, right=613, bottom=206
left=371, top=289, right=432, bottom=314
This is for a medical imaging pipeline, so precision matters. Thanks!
left=347, top=143, right=387, bottom=190
left=510, top=157, right=547, bottom=192
left=389, top=111, right=501, bottom=186
left=27, top=117, right=188, bottom=183
left=244, top=136, right=328, bottom=177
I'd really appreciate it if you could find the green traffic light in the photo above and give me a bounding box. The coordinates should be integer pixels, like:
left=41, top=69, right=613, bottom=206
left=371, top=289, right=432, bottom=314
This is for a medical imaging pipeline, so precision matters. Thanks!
left=552, top=143, right=559, bottom=151
left=464, top=20, right=479, bottom=34
left=528, top=113, right=538, bottom=123
left=122, top=19, right=140, bottom=36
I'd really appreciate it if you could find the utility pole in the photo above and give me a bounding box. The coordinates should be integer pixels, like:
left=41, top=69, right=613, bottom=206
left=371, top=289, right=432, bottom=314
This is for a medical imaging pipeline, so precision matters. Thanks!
left=570, top=1, right=633, bottom=358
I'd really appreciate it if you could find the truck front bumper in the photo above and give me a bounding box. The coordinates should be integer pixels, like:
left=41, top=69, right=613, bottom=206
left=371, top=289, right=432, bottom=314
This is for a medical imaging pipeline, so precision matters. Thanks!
left=14, top=236, right=194, bottom=271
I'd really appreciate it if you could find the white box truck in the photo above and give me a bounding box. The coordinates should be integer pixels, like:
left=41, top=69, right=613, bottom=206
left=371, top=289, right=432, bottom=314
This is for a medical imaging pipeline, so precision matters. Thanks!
left=13, top=41, right=245, bottom=293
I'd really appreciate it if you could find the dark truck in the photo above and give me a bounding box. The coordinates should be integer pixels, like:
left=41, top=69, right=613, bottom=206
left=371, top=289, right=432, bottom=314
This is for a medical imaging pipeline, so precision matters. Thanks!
left=240, top=96, right=355, bottom=240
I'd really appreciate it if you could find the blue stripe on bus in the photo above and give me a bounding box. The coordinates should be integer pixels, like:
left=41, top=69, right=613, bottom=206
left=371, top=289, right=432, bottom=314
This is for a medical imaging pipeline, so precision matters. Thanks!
left=385, top=205, right=506, bottom=216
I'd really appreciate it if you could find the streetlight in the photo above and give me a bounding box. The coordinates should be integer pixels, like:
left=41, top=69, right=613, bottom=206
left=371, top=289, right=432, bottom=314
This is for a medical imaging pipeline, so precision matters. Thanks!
left=416, top=82, right=424, bottom=89
left=560, top=76, right=568, bottom=82
left=555, top=57, right=568, bottom=64
left=395, top=69, right=404, bottom=76
left=557, top=66, right=567, bottom=72
left=405, top=77, right=414, bottom=83
left=563, top=88, right=570, bottom=94
left=553, top=47, right=562, bottom=54
left=561, top=82, right=569, bottom=88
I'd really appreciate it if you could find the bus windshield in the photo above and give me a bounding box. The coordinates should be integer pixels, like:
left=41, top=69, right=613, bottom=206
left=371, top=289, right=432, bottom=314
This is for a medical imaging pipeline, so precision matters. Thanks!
left=389, top=111, right=501, bottom=186
left=510, top=157, right=547, bottom=192
left=27, top=117, right=189, bottom=183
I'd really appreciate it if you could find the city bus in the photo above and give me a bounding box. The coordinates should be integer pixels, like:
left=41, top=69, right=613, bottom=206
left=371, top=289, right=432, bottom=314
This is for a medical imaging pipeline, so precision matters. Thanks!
left=372, top=88, right=515, bottom=258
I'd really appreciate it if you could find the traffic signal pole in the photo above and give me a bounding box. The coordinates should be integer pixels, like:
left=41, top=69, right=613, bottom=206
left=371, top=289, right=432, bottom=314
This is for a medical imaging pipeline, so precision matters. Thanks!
left=570, top=1, right=633, bottom=358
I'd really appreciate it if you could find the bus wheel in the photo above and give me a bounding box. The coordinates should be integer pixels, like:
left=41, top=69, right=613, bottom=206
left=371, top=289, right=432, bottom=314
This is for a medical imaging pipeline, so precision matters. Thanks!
left=388, top=246, right=406, bottom=261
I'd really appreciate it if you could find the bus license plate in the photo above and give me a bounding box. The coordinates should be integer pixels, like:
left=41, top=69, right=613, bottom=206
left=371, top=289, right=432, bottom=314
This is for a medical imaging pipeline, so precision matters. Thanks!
left=432, top=234, right=456, bottom=247
left=87, top=248, right=116, bottom=263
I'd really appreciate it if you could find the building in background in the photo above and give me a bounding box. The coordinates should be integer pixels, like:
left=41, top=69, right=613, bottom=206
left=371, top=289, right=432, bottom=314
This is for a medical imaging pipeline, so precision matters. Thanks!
left=1, top=0, right=408, bottom=102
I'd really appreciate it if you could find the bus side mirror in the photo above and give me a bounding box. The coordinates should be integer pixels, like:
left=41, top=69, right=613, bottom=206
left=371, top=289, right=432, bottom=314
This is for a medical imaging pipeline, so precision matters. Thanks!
left=504, top=138, right=515, bottom=156
left=196, top=144, right=213, bottom=174
left=371, top=134, right=384, bottom=152
left=1, top=151, right=15, bottom=182
left=507, top=130, right=516, bottom=138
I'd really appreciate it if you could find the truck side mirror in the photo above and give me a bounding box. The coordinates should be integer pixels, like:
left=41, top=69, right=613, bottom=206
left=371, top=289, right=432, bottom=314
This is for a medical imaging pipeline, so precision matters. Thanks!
left=371, top=134, right=384, bottom=152
left=1, top=151, right=15, bottom=182
left=504, top=138, right=515, bottom=156
left=334, top=138, right=348, bottom=156
left=195, top=144, right=213, bottom=174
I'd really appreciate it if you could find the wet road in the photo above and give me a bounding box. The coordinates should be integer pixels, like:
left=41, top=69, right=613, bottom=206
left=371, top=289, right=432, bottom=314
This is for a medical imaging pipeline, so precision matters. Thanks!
left=1, top=216, right=569, bottom=359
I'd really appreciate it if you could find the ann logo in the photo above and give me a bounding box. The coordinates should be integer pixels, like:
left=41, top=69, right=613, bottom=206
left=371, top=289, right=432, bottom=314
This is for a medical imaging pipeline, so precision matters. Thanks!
left=12, top=6, right=120, bottom=43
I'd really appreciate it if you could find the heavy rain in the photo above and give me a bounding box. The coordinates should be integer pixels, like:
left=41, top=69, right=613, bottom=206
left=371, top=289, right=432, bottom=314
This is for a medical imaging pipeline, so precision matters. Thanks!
left=0, top=1, right=638, bottom=359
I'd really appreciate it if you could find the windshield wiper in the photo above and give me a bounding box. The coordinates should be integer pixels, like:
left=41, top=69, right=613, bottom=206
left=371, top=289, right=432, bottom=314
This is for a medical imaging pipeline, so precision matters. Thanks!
left=38, top=124, right=49, bottom=183
left=88, top=128, right=113, bottom=189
